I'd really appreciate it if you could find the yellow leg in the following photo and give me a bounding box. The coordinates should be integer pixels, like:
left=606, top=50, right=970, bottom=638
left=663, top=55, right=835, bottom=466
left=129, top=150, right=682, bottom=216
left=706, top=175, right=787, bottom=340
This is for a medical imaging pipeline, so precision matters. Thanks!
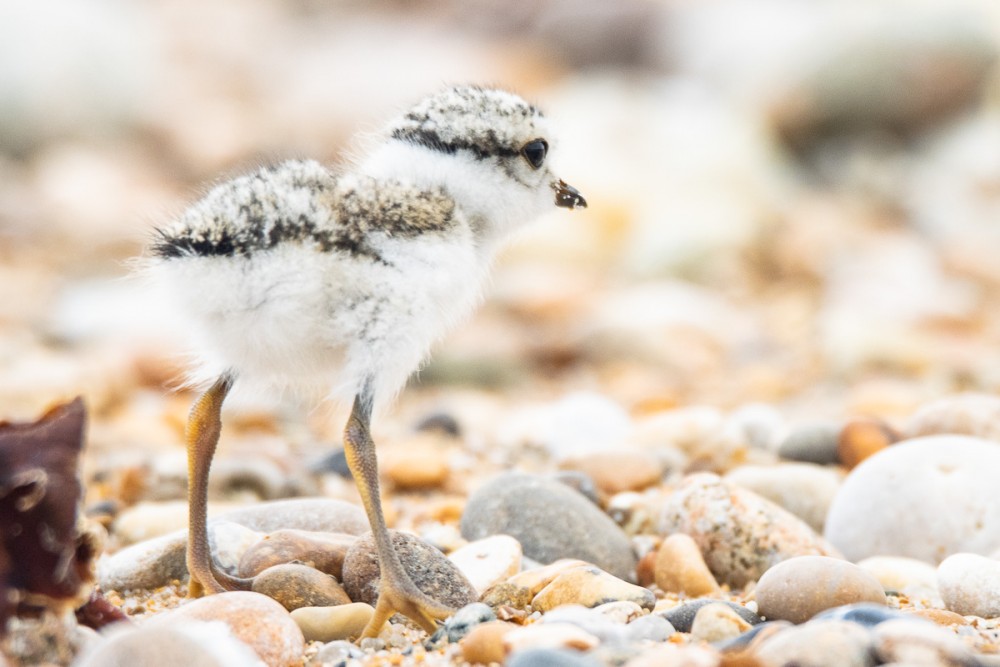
left=185, top=373, right=251, bottom=595
left=343, top=394, right=455, bottom=637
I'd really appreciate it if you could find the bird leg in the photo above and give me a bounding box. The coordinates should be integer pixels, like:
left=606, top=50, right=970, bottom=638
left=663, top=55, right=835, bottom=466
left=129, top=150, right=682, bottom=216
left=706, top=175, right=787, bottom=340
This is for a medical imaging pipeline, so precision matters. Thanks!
left=185, top=373, right=252, bottom=596
left=343, top=392, right=456, bottom=637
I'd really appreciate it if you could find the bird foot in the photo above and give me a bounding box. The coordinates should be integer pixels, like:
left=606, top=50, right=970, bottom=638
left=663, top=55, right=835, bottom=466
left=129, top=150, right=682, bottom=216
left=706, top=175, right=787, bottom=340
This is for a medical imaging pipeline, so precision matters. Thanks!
left=361, top=572, right=455, bottom=638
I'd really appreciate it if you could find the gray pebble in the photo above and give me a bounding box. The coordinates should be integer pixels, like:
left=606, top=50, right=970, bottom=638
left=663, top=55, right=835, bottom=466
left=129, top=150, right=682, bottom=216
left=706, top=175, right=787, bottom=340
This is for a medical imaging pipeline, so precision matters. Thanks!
left=461, top=472, right=637, bottom=581
left=813, top=602, right=911, bottom=627
left=427, top=602, right=496, bottom=647
left=624, top=614, right=675, bottom=643
left=309, top=640, right=364, bottom=667
left=778, top=422, right=842, bottom=464
left=506, top=648, right=604, bottom=667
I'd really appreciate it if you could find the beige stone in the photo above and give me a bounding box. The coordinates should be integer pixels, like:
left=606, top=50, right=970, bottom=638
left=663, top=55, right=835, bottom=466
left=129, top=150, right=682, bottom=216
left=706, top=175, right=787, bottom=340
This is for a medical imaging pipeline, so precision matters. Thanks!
left=654, top=533, right=721, bottom=597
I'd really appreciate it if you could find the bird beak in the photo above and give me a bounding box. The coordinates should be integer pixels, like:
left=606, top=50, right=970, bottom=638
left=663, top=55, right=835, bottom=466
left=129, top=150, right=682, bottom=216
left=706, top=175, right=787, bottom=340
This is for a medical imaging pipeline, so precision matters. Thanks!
left=552, top=180, right=587, bottom=210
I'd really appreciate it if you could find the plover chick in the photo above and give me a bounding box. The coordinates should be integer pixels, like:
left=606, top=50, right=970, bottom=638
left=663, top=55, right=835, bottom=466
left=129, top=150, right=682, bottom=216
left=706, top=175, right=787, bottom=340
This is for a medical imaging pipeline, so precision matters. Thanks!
left=148, top=85, right=586, bottom=638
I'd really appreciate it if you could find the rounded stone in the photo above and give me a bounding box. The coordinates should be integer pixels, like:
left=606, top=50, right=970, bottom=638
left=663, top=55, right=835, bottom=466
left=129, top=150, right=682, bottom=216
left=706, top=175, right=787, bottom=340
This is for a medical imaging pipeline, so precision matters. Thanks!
left=812, top=602, right=908, bottom=627
left=689, top=602, right=752, bottom=642
left=382, top=438, right=450, bottom=490
left=251, top=563, right=351, bottom=611
left=756, top=556, right=887, bottom=624
left=154, top=591, right=304, bottom=667
left=502, top=623, right=601, bottom=654
left=659, top=599, right=761, bottom=633
left=872, top=618, right=977, bottom=665
left=904, top=393, right=1000, bottom=441
left=341, top=530, right=477, bottom=610
left=291, top=602, right=375, bottom=642
left=778, top=422, right=841, bottom=464
left=75, top=622, right=263, bottom=667
left=856, top=556, right=939, bottom=601
left=448, top=535, right=522, bottom=594
left=752, top=620, right=874, bottom=667
left=559, top=450, right=665, bottom=495
left=724, top=463, right=842, bottom=533
left=461, top=472, right=637, bottom=582
left=837, top=419, right=896, bottom=469
left=658, top=473, right=840, bottom=587
left=506, top=647, right=604, bottom=667
left=824, top=436, right=1000, bottom=563
left=238, top=529, right=356, bottom=579
left=435, top=602, right=496, bottom=643
left=460, top=620, right=516, bottom=665
left=653, top=533, right=721, bottom=597
left=531, top=565, right=656, bottom=612
left=937, top=552, right=1000, bottom=618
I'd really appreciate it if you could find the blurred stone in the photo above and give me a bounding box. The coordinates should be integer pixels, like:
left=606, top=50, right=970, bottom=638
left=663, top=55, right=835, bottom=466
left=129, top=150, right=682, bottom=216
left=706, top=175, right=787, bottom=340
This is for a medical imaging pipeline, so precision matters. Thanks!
left=904, top=393, right=1000, bottom=442
left=291, top=603, right=375, bottom=643
left=755, top=557, right=886, bottom=624
left=75, top=622, right=264, bottom=667
left=778, top=422, right=841, bottom=465
left=238, top=529, right=355, bottom=579
left=837, top=419, right=897, bottom=469
left=460, top=620, right=516, bottom=665
left=659, top=599, right=761, bottom=634
left=559, top=450, right=665, bottom=495
left=856, top=556, right=939, bottom=602
left=724, top=463, right=841, bottom=533
left=690, top=602, right=752, bottom=643
left=503, top=623, right=600, bottom=654
left=872, top=618, right=978, bottom=665
left=752, top=620, right=873, bottom=667
left=937, top=552, right=1000, bottom=618
left=251, top=563, right=350, bottom=611
left=448, top=535, right=522, bottom=594
left=382, top=437, right=450, bottom=490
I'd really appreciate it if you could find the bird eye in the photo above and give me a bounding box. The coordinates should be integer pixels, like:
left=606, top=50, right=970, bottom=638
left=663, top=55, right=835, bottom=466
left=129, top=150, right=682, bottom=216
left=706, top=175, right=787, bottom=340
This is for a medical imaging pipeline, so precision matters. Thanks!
left=521, top=139, right=548, bottom=169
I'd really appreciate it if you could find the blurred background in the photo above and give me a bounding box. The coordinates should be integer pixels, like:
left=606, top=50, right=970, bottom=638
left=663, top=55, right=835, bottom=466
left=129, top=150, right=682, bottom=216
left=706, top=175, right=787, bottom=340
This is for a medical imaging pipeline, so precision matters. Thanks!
left=2, top=0, right=1000, bottom=454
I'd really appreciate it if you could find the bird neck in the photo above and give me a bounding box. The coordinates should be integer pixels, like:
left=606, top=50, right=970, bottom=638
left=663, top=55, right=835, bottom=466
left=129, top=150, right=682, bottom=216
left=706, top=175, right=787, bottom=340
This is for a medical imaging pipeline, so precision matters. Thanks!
left=357, top=140, right=529, bottom=258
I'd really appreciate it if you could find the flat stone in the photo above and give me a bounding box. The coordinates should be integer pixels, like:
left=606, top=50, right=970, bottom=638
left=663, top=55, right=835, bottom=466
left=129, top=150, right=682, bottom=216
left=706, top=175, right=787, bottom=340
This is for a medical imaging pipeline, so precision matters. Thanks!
left=756, top=556, right=886, bottom=624
left=724, top=462, right=842, bottom=533
left=824, top=436, right=1000, bottom=563
left=937, top=552, right=1000, bottom=618
left=152, top=591, right=303, bottom=667
left=341, top=531, right=477, bottom=610
left=872, top=618, right=978, bottom=665
left=448, top=535, right=522, bottom=594
left=658, top=473, right=840, bottom=587
left=75, top=622, right=264, bottom=667
left=653, top=533, right=721, bottom=597
left=903, top=608, right=970, bottom=626
left=238, top=529, right=356, bottom=579
left=689, top=602, right=752, bottom=642
left=659, top=600, right=761, bottom=633
left=460, top=621, right=517, bottom=665
left=461, top=472, right=637, bottom=582
left=752, top=620, right=875, bottom=667
left=531, top=565, right=655, bottom=612
left=291, top=603, right=375, bottom=642
left=251, top=563, right=351, bottom=611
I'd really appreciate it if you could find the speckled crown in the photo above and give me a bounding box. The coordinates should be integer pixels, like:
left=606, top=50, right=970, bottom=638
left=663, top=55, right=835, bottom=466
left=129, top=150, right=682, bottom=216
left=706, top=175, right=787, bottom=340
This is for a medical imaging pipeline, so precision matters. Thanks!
left=390, top=85, right=544, bottom=160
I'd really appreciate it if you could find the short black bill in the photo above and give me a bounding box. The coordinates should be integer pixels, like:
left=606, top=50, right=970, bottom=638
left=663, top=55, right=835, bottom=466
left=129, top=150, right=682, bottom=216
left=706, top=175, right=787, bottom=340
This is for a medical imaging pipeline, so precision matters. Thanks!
left=552, top=180, right=587, bottom=210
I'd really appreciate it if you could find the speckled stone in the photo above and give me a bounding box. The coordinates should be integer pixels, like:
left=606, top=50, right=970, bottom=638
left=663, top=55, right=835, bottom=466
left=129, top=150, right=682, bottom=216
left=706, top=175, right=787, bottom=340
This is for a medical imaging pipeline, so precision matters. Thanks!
left=653, top=533, right=721, bottom=597
left=658, top=473, right=840, bottom=587
left=937, top=552, right=1000, bottom=618
left=825, top=436, right=1000, bottom=563
left=689, top=602, right=753, bottom=642
left=756, top=556, right=886, bottom=624
left=153, top=591, right=304, bottom=667
left=291, top=603, right=375, bottom=643
left=531, top=565, right=656, bottom=612
left=238, top=529, right=356, bottom=578
left=341, top=530, right=477, bottom=610
left=461, top=472, right=637, bottom=582
left=724, top=463, right=842, bottom=533
left=753, top=620, right=874, bottom=667
left=251, top=563, right=351, bottom=611
left=659, top=599, right=762, bottom=633
left=872, top=618, right=977, bottom=665
left=448, top=535, right=522, bottom=594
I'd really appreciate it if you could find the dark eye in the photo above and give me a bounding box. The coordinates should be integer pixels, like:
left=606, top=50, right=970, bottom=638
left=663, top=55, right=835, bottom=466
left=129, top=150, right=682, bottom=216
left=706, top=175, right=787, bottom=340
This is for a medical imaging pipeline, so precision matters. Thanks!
left=521, top=139, right=548, bottom=169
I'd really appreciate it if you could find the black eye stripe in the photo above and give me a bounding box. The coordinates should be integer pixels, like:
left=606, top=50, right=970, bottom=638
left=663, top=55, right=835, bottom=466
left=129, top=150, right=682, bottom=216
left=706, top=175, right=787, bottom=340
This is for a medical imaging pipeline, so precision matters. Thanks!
left=521, top=139, right=548, bottom=169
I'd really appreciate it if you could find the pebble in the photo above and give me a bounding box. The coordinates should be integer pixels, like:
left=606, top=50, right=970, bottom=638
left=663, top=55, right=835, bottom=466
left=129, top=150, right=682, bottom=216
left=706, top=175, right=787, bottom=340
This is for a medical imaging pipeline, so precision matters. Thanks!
left=777, top=422, right=841, bottom=464
left=341, top=530, right=477, bottom=610
left=112, top=500, right=192, bottom=546
left=872, top=618, right=978, bottom=665
left=812, top=603, right=908, bottom=627
left=540, top=605, right=628, bottom=643
left=153, top=591, right=304, bottom=667
left=428, top=602, right=496, bottom=645
left=559, top=450, right=665, bottom=495
left=482, top=559, right=590, bottom=609
left=689, top=602, right=753, bottom=642
left=210, top=521, right=264, bottom=575
left=251, top=563, right=351, bottom=611
left=653, top=532, right=721, bottom=597
left=658, top=473, right=840, bottom=587
left=659, top=600, right=762, bottom=633
left=824, top=436, right=1000, bottom=563
left=506, top=647, right=604, bottom=667
left=755, top=556, right=886, bottom=624
left=837, top=419, right=897, bottom=469
left=624, top=643, right=722, bottom=667
left=382, top=437, right=450, bottom=489
left=752, top=620, right=874, bottom=667
left=461, top=472, right=637, bottom=581
left=238, top=529, right=356, bottom=579
left=448, top=535, right=522, bottom=594
left=724, top=463, right=842, bottom=533
left=531, top=564, right=656, bottom=612
left=503, top=622, right=601, bottom=653
left=460, top=620, right=517, bottom=664
left=624, top=614, right=675, bottom=643
left=99, top=498, right=367, bottom=591
left=904, top=393, right=1000, bottom=441
left=308, top=640, right=364, bottom=666
left=75, top=622, right=265, bottom=667
left=856, top=555, right=940, bottom=601
left=714, top=620, right=791, bottom=653
left=937, top=552, right=1000, bottom=618
left=290, top=603, right=375, bottom=643
left=904, top=608, right=970, bottom=627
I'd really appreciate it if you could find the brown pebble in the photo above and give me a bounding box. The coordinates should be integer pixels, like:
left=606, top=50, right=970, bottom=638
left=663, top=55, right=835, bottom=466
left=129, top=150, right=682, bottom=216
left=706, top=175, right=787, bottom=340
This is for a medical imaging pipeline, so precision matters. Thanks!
left=238, top=529, right=356, bottom=578
left=636, top=549, right=657, bottom=588
left=559, top=451, right=665, bottom=495
left=382, top=437, right=450, bottom=489
left=837, top=419, right=897, bottom=469
left=251, top=563, right=351, bottom=611
left=460, top=620, right=516, bottom=665
left=341, top=530, right=477, bottom=609
left=654, top=533, right=721, bottom=597
left=904, top=608, right=970, bottom=626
